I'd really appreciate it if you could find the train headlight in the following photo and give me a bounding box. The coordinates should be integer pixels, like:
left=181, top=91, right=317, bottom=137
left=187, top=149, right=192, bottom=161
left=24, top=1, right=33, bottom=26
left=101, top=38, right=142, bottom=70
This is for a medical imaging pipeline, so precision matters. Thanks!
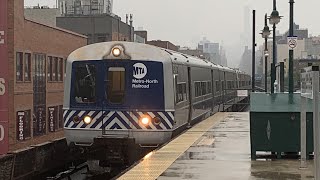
left=153, top=117, right=161, bottom=126
left=141, top=116, right=150, bottom=125
left=112, top=47, right=121, bottom=57
left=73, top=116, right=80, bottom=124
left=83, top=116, right=92, bottom=125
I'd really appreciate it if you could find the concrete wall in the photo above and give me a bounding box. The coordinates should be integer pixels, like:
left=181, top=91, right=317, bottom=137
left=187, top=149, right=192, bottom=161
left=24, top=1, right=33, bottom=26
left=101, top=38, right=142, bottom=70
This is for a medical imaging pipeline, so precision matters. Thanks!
left=24, top=8, right=60, bottom=27
left=57, top=15, right=133, bottom=43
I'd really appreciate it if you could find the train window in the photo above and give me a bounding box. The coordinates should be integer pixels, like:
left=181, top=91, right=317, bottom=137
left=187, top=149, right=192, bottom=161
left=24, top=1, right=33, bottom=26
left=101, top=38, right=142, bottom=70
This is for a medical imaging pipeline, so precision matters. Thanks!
left=183, top=83, right=187, bottom=100
left=74, top=64, right=96, bottom=103
left=207, top=82, right=212, bottom=94
left=201, top=82, right=207, bottom=95
left=195, top=82, right=201, bottom=97
left=176, top=83, right=187, bottom=103
left=106, top=67, right=125, bottom=104
left=216, top=81, right=220, bottom=93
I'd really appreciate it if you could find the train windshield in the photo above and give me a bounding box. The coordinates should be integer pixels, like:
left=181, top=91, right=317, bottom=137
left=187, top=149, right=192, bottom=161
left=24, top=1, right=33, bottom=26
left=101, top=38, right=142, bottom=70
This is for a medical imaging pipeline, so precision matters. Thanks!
left=74, top=64, right=96, bottom=103
left=106, top=67, right=125, bottom=104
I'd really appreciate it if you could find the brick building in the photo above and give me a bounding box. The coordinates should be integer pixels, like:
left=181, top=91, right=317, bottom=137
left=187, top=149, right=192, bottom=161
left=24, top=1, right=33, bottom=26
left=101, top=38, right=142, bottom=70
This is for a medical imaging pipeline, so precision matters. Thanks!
left=0, top=0, right=87, bottom=154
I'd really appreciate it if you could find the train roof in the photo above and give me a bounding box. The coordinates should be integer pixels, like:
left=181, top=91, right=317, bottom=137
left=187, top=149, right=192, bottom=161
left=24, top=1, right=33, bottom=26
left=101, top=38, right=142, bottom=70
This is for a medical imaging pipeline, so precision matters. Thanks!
left=67, top=41, right=237, bottom=73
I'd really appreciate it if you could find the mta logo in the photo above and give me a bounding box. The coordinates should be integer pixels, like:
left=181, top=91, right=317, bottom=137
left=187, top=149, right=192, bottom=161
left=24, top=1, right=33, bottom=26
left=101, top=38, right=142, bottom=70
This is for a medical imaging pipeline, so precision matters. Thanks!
left=133, top=63, right=147, bottom=79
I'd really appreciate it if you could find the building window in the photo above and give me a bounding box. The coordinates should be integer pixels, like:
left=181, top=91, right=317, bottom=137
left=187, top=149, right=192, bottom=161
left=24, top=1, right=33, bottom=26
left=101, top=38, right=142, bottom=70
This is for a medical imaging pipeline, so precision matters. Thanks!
left=47, top=56, right=63, bottom=82
left=16, top=52, right=23, bottom=82
left=57, top=58, right=61, bottom=81
left=33, top=53, right=47, bottom=136
left=47, top=56, right=53, bottom=81
left=24, top=53, right=31, bottom=81
left=53, top=57, right=58, bottom=81
left=59, top=58, right=63, bottom=81
left=16, top=110, right=31, bottom=141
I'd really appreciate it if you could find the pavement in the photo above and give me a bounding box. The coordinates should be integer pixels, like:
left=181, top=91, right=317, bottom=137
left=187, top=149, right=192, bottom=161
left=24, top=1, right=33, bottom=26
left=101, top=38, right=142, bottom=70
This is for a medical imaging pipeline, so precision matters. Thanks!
left=158, top=112, right=315, bottom=180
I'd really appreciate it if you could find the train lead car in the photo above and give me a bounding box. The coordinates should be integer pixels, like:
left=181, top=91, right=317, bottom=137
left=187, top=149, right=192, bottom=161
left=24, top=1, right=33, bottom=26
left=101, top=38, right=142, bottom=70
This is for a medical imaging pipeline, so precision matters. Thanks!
left=63, top=41, right=250, bottom=166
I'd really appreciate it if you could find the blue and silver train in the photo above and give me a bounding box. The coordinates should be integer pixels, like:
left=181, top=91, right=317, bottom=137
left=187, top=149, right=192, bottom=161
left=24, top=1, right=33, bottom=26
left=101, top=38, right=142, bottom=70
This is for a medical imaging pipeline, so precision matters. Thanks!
left=63, top=42, right=250, bottom=164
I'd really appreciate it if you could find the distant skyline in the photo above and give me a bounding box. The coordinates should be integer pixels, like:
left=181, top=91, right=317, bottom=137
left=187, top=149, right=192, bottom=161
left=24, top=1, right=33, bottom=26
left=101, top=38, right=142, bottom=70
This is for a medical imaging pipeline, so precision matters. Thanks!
left=24, top=0, right=320, bottom=67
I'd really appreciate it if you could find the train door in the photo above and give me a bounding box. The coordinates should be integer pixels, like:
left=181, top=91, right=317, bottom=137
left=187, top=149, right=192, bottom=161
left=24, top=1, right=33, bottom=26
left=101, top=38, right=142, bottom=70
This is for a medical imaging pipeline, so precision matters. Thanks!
left=102, top=62, right=129, bottom=137
left=187, top=67, right=192, bottom=126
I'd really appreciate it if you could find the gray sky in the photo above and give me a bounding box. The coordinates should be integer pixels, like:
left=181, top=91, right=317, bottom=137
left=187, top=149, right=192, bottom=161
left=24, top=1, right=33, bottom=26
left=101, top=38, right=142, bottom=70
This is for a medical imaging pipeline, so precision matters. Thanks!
left=24, top=0, right=320, bottom=67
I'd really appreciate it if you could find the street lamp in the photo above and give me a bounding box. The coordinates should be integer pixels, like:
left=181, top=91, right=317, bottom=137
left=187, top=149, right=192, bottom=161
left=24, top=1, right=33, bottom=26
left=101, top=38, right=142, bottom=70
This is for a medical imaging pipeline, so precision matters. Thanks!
left=268, top=0, right=282, bottom=94
left=261, top=14, right=271, bottom=92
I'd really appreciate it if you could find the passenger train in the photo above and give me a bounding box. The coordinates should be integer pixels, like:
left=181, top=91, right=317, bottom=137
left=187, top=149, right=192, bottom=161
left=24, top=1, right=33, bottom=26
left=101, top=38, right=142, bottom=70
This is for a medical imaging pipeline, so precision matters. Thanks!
left=63, top=42, right=251, bottom=165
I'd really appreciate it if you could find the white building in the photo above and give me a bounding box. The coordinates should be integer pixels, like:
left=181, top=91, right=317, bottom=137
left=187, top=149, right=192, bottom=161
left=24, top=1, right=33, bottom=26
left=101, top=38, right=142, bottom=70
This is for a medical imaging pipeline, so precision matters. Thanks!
left=198, top=37, right=221, bottom=64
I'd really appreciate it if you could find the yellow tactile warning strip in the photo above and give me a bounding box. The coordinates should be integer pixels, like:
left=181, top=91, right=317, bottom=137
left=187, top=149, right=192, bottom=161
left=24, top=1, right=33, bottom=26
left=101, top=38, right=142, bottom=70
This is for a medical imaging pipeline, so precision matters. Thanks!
left=117, top=112, right=227, bottom=180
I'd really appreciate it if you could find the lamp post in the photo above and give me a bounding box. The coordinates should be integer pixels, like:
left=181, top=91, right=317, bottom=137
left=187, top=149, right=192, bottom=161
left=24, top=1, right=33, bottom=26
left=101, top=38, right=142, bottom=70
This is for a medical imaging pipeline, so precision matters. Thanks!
left=269, top=0, right=282, bottom=94
left=260, top=14, right=271, bottom=92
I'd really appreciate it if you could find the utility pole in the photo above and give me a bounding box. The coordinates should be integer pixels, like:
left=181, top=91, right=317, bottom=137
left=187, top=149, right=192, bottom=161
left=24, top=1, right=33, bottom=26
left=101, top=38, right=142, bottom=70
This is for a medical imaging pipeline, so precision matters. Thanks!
left=288, top=0, right=294, bottom=93
left=252, top=10, right=256, bottom=92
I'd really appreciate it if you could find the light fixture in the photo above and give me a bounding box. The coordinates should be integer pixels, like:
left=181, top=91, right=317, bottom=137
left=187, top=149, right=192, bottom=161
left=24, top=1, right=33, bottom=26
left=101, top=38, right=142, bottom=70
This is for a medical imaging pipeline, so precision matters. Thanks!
left=269, top=10, right=282, bottom=25
left=112, top=47, right=121, bottom=57
left=73, top=116, right=80, bottom=123
left=83, top=116, right=92, bottom=125
left=140, top=116, right=150, bottom=125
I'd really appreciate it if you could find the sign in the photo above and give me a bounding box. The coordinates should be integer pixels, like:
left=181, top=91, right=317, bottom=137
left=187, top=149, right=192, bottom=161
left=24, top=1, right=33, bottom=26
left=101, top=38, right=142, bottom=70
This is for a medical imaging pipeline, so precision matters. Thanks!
left=301, top=66, right=318, bottom=99
left=48, top=107, right=56, bottom=132
left=133, top=63, right=147, bottom=79
left=0, top=78, right=5, bottom=95
left=287, top=36, right=298, bottom=50
left=237, top=90, right=248, bottom=97
left=17, top=112, right=25, bottom=141
left=0, top=0, right=8, bottom=155
left=0, top=122, right=8, bottom=152
left=34, top=107, right=46, bottom=135
left=0, top=31, right=4, bottom=44
left=132, top=63, right=159, bottom=89
left=38, top=107, right=44, bottom=133
left=0, top=125, right=4, bottom=141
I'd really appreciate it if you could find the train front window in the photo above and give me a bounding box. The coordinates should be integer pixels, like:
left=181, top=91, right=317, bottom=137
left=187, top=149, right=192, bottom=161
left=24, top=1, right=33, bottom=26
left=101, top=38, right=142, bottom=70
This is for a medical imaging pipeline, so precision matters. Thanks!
left=106, top=67, right=125, bottom=104
left=74, top=64, right=96, bottom=103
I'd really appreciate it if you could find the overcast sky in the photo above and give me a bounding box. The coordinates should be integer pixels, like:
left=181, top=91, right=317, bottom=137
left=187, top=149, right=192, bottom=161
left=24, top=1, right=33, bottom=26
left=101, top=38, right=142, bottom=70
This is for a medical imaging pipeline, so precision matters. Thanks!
left=24, top=0, right=320, bottom=67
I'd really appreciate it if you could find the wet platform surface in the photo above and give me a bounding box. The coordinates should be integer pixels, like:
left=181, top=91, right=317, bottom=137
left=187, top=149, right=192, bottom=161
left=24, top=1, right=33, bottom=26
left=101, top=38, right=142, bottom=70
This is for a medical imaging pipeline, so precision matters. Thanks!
left=118, top=112, right=315, bottom=180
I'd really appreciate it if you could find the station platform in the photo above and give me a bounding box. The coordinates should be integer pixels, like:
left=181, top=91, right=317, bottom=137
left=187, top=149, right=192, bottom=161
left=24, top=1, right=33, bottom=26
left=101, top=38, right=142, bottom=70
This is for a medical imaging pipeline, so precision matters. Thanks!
left=117, top=112, right=315, bottom=180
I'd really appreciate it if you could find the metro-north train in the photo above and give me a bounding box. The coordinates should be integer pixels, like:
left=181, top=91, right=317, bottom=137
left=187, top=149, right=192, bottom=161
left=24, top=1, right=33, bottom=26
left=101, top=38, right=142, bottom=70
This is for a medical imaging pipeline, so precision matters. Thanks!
left=63, top=42, right=251, bottom=165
